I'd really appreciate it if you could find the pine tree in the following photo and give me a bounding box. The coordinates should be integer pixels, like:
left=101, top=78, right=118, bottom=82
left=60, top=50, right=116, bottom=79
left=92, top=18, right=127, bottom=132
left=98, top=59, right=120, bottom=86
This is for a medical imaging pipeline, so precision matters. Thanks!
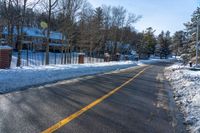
left=143, top=27, right=157, bottom=57
left=158, top=31, right=172, bottom=59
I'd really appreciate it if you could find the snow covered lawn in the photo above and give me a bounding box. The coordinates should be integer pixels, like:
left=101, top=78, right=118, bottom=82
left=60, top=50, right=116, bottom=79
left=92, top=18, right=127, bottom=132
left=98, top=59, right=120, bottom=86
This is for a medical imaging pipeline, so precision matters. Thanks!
left=0, top=61, right=137, bottom=93
left=165, top=64, right=200, bottom=133
left=11, top=51, right=104, bottom=67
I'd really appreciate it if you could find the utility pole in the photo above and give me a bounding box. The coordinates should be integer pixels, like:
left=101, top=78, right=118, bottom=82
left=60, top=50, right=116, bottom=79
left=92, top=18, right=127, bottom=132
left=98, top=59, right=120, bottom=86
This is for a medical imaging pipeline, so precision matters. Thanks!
left=196, top=19, right=199, bottom=67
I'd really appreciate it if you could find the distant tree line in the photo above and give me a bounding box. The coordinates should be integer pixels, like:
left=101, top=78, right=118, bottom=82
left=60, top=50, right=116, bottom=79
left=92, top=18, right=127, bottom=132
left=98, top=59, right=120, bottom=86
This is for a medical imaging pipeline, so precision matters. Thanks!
left=0, top=0, right=174, bottom=66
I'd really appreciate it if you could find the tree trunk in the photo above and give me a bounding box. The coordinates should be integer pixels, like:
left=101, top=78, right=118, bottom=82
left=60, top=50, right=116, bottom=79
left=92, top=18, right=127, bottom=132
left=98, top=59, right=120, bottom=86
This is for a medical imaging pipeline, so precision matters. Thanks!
left=46, top=0, right=52, bottom=65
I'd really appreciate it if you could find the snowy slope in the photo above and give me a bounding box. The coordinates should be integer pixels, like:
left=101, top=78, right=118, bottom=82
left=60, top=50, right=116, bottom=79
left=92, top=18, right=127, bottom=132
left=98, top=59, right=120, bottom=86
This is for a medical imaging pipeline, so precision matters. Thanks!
left=165, top=64, right=200, bottom=133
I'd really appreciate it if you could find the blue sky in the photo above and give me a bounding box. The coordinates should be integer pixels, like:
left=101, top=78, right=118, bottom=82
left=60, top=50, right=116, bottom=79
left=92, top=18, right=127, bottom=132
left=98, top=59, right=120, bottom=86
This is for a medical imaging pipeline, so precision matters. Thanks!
left=88, top=0, right=197, bottom=35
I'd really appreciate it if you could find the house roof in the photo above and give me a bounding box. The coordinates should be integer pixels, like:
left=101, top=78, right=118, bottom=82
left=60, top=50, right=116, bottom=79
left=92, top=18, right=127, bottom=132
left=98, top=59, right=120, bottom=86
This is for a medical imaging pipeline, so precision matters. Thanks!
left=50, top=31, right=63, bottom=40
left=23, top=27, right=45, bottom=38
left=2, top=27, right=66, bottom=40
left=49, top=43, right=64, bottom=47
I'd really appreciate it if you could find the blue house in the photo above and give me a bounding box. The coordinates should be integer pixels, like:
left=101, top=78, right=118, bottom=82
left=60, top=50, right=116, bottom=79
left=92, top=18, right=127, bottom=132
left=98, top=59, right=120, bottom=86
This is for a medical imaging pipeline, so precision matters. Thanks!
left=1, top=27, right=67, bottom=51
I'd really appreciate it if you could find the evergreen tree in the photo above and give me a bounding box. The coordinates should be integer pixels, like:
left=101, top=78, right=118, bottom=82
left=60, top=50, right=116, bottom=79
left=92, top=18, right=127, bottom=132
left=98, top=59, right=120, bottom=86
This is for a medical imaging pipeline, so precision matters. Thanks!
left=143, top=27, right=157, bottom=57
left=158, top=31, right=172, bottom=59
left=172, top=31, right=187, bottom=57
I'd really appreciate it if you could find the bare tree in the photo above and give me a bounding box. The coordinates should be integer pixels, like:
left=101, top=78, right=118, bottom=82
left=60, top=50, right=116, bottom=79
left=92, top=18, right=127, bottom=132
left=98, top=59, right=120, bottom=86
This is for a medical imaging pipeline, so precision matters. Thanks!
left=58, top=0, right=84, bottom=63
left=41, top=0, right=58, bottom=65
left=14, top=0, right=41, bottom=66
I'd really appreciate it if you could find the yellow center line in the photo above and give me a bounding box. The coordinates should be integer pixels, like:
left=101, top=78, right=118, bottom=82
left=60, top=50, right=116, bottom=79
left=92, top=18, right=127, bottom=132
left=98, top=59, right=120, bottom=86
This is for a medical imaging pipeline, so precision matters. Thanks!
left=41, top=66, right=150, bottom=133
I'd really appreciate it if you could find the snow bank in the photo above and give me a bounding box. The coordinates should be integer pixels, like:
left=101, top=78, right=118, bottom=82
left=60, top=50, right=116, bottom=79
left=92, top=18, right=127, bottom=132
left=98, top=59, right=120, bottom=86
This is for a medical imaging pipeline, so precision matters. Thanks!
left=165, top=63, right=200, bottom=133
left=0, top=61, right=137, bottom=93
left=138, top=57, right=175, bottom=65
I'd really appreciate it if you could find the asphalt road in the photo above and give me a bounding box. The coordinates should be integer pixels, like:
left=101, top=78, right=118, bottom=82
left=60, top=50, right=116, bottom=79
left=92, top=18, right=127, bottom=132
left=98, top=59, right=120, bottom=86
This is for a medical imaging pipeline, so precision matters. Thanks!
left=0, top=62, right=186, bottom=133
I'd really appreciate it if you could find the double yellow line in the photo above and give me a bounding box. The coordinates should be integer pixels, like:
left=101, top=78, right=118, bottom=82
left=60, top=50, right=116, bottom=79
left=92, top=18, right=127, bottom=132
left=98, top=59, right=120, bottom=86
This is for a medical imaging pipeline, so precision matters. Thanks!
left=42, top=66, right=149, bottom=133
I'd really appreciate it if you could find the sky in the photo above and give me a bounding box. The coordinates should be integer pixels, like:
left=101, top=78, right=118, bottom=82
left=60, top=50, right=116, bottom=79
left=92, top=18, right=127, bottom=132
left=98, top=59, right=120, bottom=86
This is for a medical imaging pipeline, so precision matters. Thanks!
left=87, top=0, right=197, bottom=35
